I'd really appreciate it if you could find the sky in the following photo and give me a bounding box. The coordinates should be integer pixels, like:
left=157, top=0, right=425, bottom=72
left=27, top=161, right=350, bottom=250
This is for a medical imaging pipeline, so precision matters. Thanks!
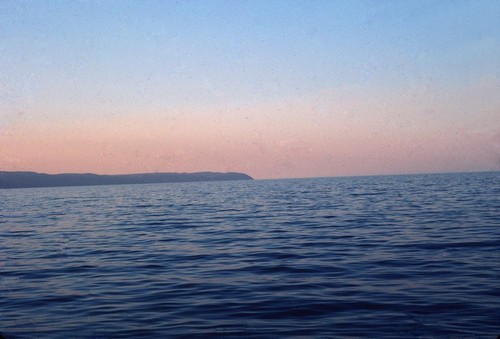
left=1, top=0, right=499, bottom=179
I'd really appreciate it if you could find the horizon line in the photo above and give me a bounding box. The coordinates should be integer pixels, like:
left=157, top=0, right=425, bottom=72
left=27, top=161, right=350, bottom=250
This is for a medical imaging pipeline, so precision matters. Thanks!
left=2, top=169, right=497, bottom=181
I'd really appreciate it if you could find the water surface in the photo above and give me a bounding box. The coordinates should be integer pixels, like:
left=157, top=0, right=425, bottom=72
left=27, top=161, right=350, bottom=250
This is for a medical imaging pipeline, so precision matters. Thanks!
left=1, top=172, right=499, bottom=337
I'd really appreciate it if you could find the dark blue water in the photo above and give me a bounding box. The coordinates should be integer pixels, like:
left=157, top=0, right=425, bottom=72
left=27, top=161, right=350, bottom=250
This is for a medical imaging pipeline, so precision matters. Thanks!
left=1, top=172, right=499, bottom=338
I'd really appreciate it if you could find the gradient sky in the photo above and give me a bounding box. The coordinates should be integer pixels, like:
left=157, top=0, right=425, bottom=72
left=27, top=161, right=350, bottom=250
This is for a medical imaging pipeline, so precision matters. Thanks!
left=1, top=0, right=499, bottom=179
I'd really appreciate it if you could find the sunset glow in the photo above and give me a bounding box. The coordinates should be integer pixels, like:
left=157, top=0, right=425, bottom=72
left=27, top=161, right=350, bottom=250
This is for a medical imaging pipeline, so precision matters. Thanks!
left=1, top=1, right=499, bottom=179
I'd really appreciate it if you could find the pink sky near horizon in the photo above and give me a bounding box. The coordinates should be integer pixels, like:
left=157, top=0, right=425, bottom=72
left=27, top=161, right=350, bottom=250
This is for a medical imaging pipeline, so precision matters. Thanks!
left=2, top=79, right=499, bottom=179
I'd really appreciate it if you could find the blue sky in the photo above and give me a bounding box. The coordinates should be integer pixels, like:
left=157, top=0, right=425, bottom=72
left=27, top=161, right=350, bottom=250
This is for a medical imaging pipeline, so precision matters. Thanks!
left=1, top=0, right=499, bottom=178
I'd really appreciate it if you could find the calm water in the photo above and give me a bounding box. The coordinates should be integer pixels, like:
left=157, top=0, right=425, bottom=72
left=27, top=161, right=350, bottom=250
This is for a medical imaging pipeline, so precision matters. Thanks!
left=1, top=172, right=499, bottom=338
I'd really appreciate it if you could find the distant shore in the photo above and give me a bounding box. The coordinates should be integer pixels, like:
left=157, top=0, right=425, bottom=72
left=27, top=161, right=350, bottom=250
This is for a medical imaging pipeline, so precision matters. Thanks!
left=0, top=171, right=253, bottom=189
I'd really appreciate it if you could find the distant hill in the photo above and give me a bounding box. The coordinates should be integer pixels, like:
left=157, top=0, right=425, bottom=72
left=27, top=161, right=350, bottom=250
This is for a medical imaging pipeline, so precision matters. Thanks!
left=0, top=171, right=253, bottom=189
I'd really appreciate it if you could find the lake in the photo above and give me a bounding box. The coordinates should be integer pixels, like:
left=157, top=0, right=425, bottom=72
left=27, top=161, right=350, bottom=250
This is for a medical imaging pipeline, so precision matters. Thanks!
left=1, top=172, right=499, bottom=338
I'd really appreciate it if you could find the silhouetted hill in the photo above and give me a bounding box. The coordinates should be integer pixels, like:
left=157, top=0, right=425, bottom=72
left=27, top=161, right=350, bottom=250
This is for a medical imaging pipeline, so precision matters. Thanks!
left=0, top=171, right=253, bottom=189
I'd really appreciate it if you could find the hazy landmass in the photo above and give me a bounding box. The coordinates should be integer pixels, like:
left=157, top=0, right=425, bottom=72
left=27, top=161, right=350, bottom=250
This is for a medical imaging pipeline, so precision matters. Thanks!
left=0, top=171, right=253, bottom=189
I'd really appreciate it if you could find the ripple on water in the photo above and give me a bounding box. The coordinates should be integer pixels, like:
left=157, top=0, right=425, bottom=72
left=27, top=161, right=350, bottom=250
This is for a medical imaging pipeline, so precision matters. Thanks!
left=0, top=172, right=499, bottom=338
